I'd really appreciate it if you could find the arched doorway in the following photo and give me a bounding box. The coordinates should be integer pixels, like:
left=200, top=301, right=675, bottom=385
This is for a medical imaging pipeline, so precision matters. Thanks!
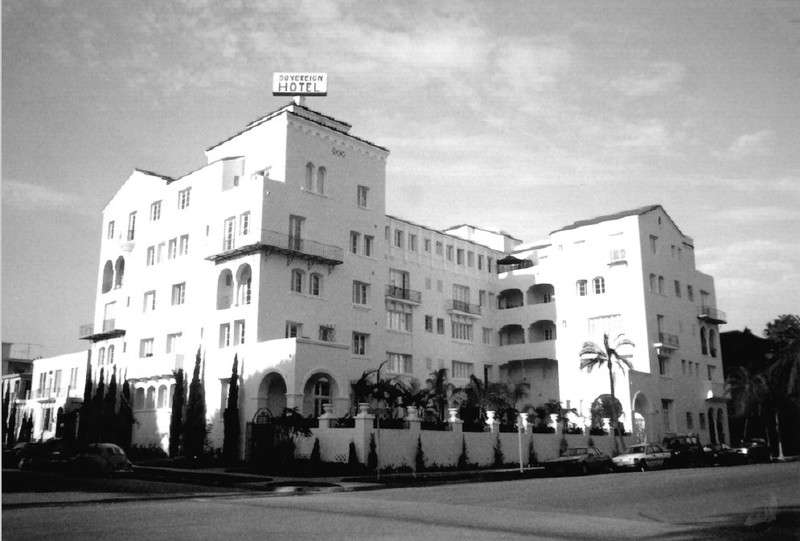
left=303, top=373, right=338, bottom=417
left=591, top=394, right=623, bottom=432
left=258, top=373, right=287, bottom=415
left=633, top=391, right=651, bottom=443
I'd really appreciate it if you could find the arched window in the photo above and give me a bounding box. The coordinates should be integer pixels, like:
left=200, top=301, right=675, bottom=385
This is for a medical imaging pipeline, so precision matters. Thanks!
left=305, top=162, right=314, bottom=191
left=157, top=385, right=168, bottom=408
left=576, top=280, right=588, bottom=297
left=291, top=269, right=304, bottom=293
left=309, top=273, right=322, bottom=296
left=312, top=377, right=331, bottom=418
left=700, top=327, right=708, bottom=355
left=236, top=264, right=252, bottom=305
left=649, top=274, right=656, bottom=292
left=593, top=277, right=606, bottom=294
left=145, top=386, right=156, bottom=409
left=217, top=269, right=233, bottom=309
left=107, top=345, right=115, bottom=365
left=658, top=276, right=665, bottom=294
left=102, top=260, right=114, bottom=293
left=134, top=387, right=145, bottom=410
left=98, top=347, right=106, bottom=366
left=114, top=257, right=125, bottom=289
left=316, top=167, right=326, bottom=194
left=709, top=329, right=718, bottom=357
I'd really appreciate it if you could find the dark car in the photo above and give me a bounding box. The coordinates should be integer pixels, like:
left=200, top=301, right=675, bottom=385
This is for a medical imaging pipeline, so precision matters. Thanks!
left=16, top=438, right=73, bottom=470
left=731, top=438, right=771, bottom=464
left=702, top=443, right=743, bottom=466
left=73, top=443, right=133, bottom=476
left=542, top=446, right=614, bottom=475
left=663, top=435, right=706, bottom=467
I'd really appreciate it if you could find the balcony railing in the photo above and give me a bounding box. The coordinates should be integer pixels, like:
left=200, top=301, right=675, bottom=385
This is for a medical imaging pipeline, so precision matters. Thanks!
left=608, top=249, right=627, bottom=265
left=385, top=285, right=421, bottom=304
left=497, top=260, right=535, bottom=274
left=448, top=300, right=482, bottom=316
left=206, top=229, right=343, bottom=266
left=657, top=332, right=680, bottom=349
left=698, top=306, right=727, bottom=324
left=79, top=319, right=124, bottom=341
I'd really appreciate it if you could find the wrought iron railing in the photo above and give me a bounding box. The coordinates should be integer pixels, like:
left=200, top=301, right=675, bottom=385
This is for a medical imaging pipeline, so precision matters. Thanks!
left=448, top=300, right=481, bottom=315
left=263, top=229, right=343, bottom=262
left=658, top=332, right=680, bottom=349
left=385, top=285, right=421, bottom=303
left=698, top=306, right=727, bottom=323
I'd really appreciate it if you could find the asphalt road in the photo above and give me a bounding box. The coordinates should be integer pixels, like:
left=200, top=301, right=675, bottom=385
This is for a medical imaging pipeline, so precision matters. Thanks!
left=3, top=463, right=799, bottom=540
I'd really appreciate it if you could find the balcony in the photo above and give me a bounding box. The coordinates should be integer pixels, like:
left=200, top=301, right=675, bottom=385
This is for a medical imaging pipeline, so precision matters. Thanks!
left=447, top=300, right=481, bottom=317
left=385, top=285, right=421, bottom=304
left=698, top=306, right=727, bottom=324
left=608, top=248, right=627, bottom=266
left=496, top=341, right=557, bottom=363
left=497, top=259, right=535, bottom=273
left=655, top=332, right=679, bottom=357
left=79, top=319, right=125, bottom=341
left=206, top=230, right=343, bottom=269
left=704, top=380, right=726, bottom=401
left=127, top=353, right=186, bottom=381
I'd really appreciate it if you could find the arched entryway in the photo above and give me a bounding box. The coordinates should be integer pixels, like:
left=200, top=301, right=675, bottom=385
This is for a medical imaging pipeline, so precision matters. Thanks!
left=633, top=391, right=651, bottom=443
left=258, top=373, right=287, bottom=415
left=303, top=373, right=338, bottom=417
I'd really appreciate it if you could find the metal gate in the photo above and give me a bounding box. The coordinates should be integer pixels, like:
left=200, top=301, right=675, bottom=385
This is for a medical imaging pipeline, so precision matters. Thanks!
left=245, top=408, right=274, bottom=465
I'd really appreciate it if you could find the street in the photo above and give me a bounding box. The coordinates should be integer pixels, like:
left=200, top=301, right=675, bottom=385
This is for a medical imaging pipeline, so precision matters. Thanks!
left=3, top=463, right=799, bottom=540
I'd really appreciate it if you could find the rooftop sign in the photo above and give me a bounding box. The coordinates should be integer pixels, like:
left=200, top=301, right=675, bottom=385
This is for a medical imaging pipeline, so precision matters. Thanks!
left=272, top=73, right=328, bottom=96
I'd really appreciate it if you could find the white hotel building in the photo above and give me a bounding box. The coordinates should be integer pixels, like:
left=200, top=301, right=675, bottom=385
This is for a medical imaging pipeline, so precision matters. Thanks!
left=73, top=101, right=727, bottom=453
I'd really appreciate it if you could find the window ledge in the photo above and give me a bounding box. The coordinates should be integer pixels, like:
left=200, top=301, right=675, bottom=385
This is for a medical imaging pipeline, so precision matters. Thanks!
left=353, top=304, right=371, bottom=311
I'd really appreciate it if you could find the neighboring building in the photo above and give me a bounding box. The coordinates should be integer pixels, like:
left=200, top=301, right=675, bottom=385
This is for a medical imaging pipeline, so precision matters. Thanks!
left=26, top=352, right=88, bottom=441
left=2, top=342, right=41, bottom=376
left=59, top=100, right=727, bottom=455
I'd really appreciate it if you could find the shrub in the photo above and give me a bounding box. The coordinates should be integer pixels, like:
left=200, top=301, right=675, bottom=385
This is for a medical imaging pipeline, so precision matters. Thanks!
left=415, top=436, right=425, bottom=472
left=309, top=438, right=322, bottom=471
left=559, top=435, right=569, bottom=456
left=367, top=433, right=378, bottom=471
left=457, top=435, right=468, bottom=469
left=493, top=434, right=503, bottom=467
left=587, top=436, right=595, bottom=447
left=527, top=436, right=538, bottom=466
left=348, top=440, right=359, bottom=467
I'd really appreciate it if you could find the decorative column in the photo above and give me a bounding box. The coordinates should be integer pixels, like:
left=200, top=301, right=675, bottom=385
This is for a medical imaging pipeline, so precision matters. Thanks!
left=318, top=403, right=334, bottom=429
left=354, top=403, right=375, bottom=465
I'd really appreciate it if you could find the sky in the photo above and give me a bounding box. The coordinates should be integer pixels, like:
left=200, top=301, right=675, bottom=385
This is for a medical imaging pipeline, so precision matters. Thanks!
left=2, top=0, right=799, bottom=358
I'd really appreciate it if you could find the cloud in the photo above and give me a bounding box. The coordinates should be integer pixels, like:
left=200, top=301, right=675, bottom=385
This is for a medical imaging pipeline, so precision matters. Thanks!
left=707, top=206, right=799, bottom=223
left=494, top=38, right=573, bottom=94
left=715, top=130, right=773, bottom=160
left=612, top=61, right=686, bottom=97
left=2, top=179, right=95, bottom=216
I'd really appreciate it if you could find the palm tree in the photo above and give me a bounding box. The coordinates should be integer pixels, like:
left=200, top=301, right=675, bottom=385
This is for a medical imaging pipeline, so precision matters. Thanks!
left=579, top=333, right=635, bottom=455
left=423, top=369, right=466, bottom=423
left=726, top=366, right=769, bottom=441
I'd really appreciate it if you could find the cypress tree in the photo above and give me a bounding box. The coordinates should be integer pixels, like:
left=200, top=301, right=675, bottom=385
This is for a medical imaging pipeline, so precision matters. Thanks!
left=2, top=386, right=9, bottom=445
left=115, top=377, right=134, bottom=451
left=169, top=369, right=185, bottom=457
left=223, top=355, right=240, bottom=464
left=90, top=368, right=105, bottom=443
left=102, top=367, right=118, bottom=442
left=7, top=404, right=17, bottom=446
left=184, top=349, right=207, bottom=459
left=78, top=355, right=93, bottom=444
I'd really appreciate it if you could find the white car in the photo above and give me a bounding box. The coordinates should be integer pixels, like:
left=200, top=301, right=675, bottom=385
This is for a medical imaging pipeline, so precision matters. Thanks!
left=612, top=443, right=672, bottom=471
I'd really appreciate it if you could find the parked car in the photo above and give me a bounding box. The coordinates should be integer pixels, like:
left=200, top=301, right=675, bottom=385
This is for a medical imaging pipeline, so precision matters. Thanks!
left=612, top=443, right=672, bottom=471
left=542, top=447, right=614, bottom=475
left=702, top=443, right=743, bottom=466
left=73, top=443, right=133, bottom=475
left=662, top=434, right=706, bottom=467
left=730, top=438, right=771, bottom=464
left=16, top=439, right=73, bottom=471
left=3, top=442, right=33, bottom=467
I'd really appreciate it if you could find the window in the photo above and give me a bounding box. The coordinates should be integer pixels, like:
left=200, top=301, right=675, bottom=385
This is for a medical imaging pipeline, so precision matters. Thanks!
left=144, top=246, right=154, bottom=267
left=593, top=277, right=605, bottom=295
left=319, top=325, right=335, bottom=342
left=659, top=358, right=669, bottom=376
left=385, top=226, right=390, bottom=241
left=681, top=359, right=686, bottom=374
left=240, top=212, right=250, bottom=236
left=487, top=258, right=493, bottom=273
left=686, top=412, right=694, bottom=430
left=150, top=200, right=162, bottom=221
left=157, top=242, right=165, bottom=263
left=482, top=327, right=493, bottom=345
left=610, top=248, right=626, bottom=262
left=305, top=163, right=314, bottom=190
left=98, top=347, right=106, bottom=366
left=166, top=333, right=182, bottom=354
left=69, top=367, right=79, bottom=390
left=291, top=269, right=304, bottom=293
left=286, top=322, right=302, bottom=338
left=409, top=234, right=418, bottom=252
left=425, top=315, right=433, bottom=333
left=364, top=236, right=374, bottom=257
left=661, top=399, right=672, bottom=431
left=235, top=320, right=246, bottom=345
left=576, top=280, right=588, bottom=296
left=446, top=245, right=453, bottom=261
left=435, top=242, right=443, bottom=256
left=180, top=235, right=189, bottom=255
left=387, top=353, right=412, bottom=374
left=143, top=290, right=156, bottom=312
left=316, top=167, right=326, bottom=194
left=224, top=217, right=236, bottom=250
left=467, top=251, right=474, bottom=267
left=178, top=188, right=191, bottom=210
left=674, top=280, right=681, bottom=297
left=451, top=316, right=473, bottom=341
left=140, top=338, right=154, bottom=358
left=394, top=230, right=404, bottom=248
left=357, top=185, right=369, bottom=208
left=386, top=302, right=412, bottom=332
left=168, top=238, right=177, bottom=260
left=699, top=412, right=707, bottom=430
left=658, top=276, right=664, bottom=294
left=649, top=235, right=658, bottom=254
left=478, top=255, right=484, bottom=270
left=436, top=318, right=445, bottom=335
left=309, top=273, right=322, bottom=296
left=289, top=215, right=304, bottom=250
left=171, top=283, right=186, bottom=306
left=124, top=213, right=137, bottom=243
left=350, top=231, right=360, bottom=254
left=424, top=238, right=431, bottom=252
left=219, top=323, right=231, bottom=348
left=687, top=285, right=694, bottom=301
left=453, top=284, right=470, bottom=304
left=707, top=365, right=716, bottom=381
left=353, top=281, right=369, bottom=305
left=107, top=221, right=115, bottom=240
left=456, top=249, right=464, bottom=265
left=352, top=333, right=368, bottom=355
left=452, top=361, right=473, bottom=379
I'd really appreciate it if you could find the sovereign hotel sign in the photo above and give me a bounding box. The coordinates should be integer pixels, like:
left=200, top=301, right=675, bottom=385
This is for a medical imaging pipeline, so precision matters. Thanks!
left=273, top=73, right=328, bottom=96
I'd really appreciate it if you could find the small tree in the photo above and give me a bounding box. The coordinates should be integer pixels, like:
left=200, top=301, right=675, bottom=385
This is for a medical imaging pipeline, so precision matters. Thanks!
left=223, top=355, right=241, bottom=465
left=527, top=435, right=537, bottom=466
left=102, top=367, right=118, bottom=442
left=457, top=435, right=468, bottom=469
left=347, top=440, right=359, bottom=469
left=309, top=438, right=322, bottom=471
left=2, top=386, right=10, bottom=445
left=184, top=349, right=207, bottom=459
left=493, top=434, right=503, bottom=467
left=415, top=436, right=425, bottom=472
left=78, top=356, right=93, bottom=444
left=90, top=368, right=106, bottom=443
left=169, top=369, right=186, bottom=457
left=367, top=433, right=378, bottom=471
left=7, top=404, right=17, bottom=446
left=115, top=377, right=134, bottom=451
